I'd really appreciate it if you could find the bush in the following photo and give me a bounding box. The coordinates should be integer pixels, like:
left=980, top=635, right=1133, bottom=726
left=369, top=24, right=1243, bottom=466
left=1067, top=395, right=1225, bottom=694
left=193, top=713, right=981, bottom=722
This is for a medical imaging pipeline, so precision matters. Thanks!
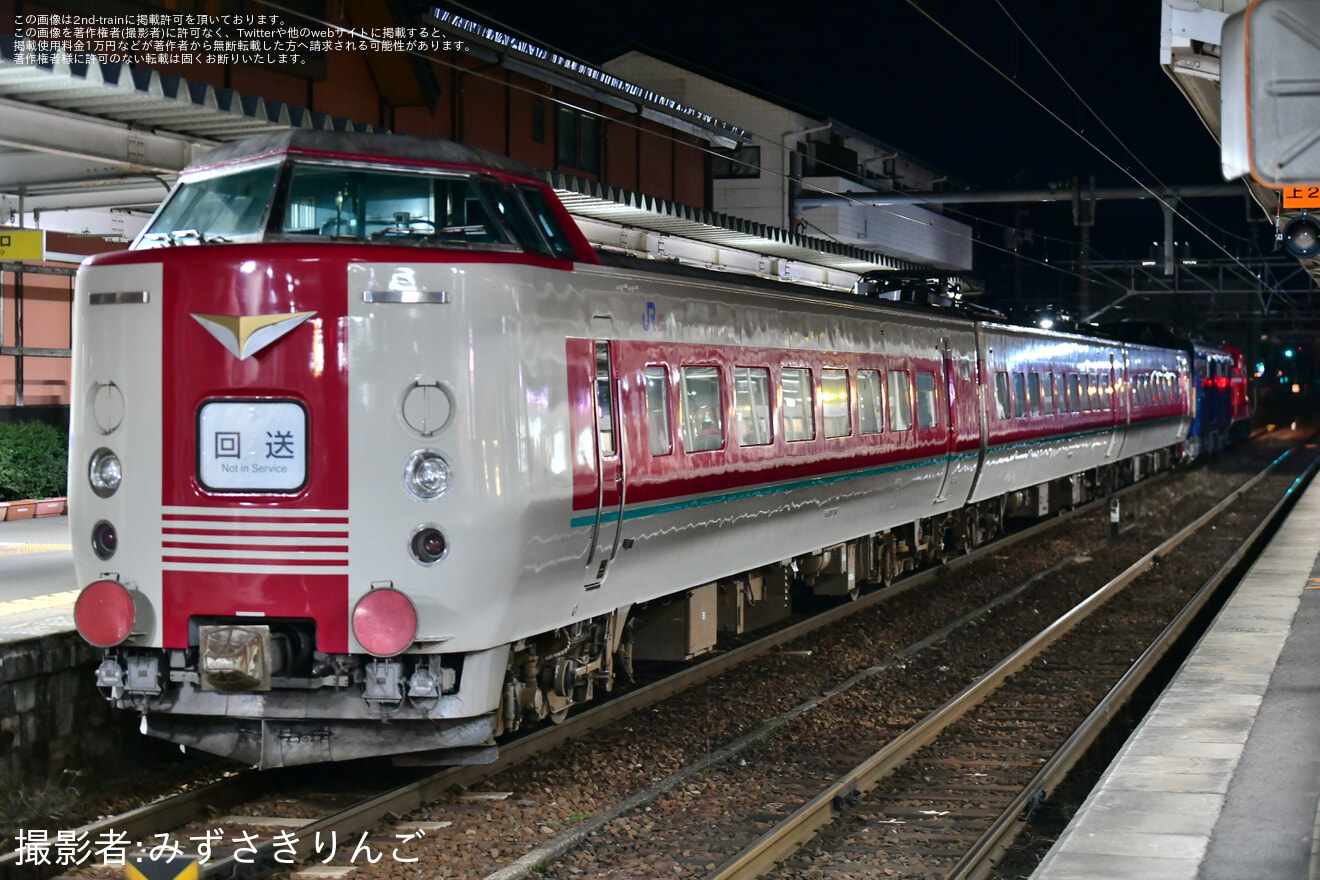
left=0, top=421, right=68, bottom=501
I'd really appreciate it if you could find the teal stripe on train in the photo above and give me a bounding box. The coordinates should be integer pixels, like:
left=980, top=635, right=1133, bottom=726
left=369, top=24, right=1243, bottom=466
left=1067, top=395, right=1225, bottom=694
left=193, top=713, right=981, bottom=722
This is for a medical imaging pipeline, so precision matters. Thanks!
left=569, top=416, right=1181, bottom=529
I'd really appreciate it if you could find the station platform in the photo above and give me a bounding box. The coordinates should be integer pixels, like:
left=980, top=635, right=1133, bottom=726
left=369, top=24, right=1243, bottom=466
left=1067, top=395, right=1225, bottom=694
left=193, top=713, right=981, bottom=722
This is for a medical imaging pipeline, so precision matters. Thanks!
left=1031, top=474, right=1320, bottom=880
left=0, top=514, right=77, bottom=641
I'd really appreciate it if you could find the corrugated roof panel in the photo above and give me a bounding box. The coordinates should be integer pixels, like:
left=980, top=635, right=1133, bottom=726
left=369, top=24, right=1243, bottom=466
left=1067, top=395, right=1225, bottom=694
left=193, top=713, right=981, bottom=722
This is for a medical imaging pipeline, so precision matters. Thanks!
left=0, top=38, right=375, bottom=142
left=548, top=172, right=923, bottom=275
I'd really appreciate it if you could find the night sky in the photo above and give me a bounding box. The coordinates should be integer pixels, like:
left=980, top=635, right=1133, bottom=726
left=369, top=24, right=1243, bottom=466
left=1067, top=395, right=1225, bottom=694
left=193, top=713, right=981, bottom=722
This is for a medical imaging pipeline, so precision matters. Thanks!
left=439, top=0, right=1271, bottom=309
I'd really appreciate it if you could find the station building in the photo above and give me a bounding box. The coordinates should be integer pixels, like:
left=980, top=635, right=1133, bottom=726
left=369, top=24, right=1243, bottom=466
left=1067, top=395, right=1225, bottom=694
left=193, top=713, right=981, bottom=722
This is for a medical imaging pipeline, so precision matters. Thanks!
left=0, top=1, right=969, bottom=418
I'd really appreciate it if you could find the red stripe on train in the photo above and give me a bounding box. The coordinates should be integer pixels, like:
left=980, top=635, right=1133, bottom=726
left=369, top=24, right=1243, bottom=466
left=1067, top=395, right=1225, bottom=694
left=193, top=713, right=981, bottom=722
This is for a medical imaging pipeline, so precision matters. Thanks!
left=162, top=571, right=349, bottom=651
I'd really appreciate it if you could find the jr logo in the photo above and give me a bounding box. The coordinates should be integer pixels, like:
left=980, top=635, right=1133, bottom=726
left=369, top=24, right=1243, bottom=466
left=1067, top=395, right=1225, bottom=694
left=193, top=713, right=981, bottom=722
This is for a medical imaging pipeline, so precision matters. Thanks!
left=642, top=301, right=666, bottom=332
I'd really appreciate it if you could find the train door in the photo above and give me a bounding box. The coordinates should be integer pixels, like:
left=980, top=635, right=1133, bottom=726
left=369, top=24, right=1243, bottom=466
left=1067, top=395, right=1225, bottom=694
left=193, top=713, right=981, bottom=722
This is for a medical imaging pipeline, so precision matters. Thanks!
left=934, top=336, right=957, bottom=501
left=1104, top=351, right=1123, bottom=459
left=585, top=339, right=626, bottom=588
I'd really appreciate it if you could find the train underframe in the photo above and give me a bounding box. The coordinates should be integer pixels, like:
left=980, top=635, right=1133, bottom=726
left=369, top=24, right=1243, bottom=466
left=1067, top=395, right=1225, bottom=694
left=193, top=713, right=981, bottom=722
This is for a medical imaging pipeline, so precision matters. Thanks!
left=104, top=445, right=1178, bottom=767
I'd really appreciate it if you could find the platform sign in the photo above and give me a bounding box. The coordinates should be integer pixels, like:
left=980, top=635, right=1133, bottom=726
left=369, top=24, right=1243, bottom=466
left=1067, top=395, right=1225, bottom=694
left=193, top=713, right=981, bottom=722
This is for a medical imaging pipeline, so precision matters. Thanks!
left=0, top=229, right=44, bottom=260
left=1282, top=186, right=1320, bottom=210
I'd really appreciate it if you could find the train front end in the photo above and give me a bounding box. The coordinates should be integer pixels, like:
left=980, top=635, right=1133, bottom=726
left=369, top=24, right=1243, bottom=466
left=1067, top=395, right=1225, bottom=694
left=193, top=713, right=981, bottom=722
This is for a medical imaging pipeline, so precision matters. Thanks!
left=68, top=133, right=589, bottom=767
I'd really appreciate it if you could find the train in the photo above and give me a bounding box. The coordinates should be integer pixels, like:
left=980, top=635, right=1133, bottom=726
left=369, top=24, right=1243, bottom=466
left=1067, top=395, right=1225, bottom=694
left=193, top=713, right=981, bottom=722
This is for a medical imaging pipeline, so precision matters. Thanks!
left=69, top=132, right=1234, bottom=768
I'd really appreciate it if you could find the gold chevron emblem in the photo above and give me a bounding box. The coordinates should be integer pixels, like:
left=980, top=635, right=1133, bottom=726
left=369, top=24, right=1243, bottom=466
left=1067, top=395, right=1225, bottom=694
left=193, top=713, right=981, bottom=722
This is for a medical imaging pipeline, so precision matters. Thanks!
left=190, top=311, right=316, bottom=360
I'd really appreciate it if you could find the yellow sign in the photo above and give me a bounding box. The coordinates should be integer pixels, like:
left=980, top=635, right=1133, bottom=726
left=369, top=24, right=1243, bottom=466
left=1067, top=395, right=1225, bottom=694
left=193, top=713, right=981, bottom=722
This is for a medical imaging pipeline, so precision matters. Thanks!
left=0, top=229, right=44, bottom=260
left=124, top=854, right=199, bottom=880
left=1282, top=186, right=1320, bottom=210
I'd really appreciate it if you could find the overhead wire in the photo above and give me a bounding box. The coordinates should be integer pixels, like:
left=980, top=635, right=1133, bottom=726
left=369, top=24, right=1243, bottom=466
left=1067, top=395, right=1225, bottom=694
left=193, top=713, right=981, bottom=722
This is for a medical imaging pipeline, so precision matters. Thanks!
left=991, top=0, right=1259, bottom=249
left=901, top=0, right=1271, bottom=292
left=242, top=0, right=1200, bottom=295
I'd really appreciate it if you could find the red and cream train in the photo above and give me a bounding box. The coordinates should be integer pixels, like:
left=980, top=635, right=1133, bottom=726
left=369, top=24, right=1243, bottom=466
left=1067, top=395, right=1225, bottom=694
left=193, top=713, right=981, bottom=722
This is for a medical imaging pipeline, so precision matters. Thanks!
left=72, top=132, right=1193, bottom=768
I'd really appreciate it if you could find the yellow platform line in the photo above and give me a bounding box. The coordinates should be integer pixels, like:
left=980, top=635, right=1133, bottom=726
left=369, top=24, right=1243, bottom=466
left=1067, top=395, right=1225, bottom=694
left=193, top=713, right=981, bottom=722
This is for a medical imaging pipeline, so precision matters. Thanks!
left=0, top=588, right=80, bottom=618
left=0, top=542, right=73, bottom=556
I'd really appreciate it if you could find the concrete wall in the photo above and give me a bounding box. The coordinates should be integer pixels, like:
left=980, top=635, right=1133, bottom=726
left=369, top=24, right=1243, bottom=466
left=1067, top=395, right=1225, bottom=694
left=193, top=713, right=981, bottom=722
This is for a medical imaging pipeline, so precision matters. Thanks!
left=0, top=630, right=133, bottom=791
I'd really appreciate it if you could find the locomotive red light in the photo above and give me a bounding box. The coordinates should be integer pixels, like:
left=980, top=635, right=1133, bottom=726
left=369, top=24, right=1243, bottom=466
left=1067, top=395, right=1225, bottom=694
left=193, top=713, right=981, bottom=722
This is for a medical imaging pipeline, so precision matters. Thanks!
left=75, top=579, right=136, bottom=647
left=351, top=588, right=419, bottom=657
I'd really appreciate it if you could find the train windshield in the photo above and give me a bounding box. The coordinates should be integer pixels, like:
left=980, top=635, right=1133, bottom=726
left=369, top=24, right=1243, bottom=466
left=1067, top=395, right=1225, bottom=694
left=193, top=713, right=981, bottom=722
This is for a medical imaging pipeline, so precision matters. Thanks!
left=138, top=158, right=576, bottom=257
left=279, top=163, right=520, bottom=248
left=140, top=163, right=280, bottom=245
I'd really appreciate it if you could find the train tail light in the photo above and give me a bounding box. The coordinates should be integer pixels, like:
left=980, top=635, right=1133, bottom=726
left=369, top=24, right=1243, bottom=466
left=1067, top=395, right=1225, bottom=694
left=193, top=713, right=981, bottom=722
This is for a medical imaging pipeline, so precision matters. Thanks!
left=352, top=588, right=418, bottom=657
left=75, top=579, right=136, bottom=647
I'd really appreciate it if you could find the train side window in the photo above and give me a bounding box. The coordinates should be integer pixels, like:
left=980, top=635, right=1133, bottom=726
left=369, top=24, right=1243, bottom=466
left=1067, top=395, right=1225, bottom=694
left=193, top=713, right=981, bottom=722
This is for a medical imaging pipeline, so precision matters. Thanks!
left=888, top=370, right=913, bottom=431
left=994, top=372, right=1010, bottom=420
left=734, top=366, right=773, bottom=446
left=1087, top=375, right=1100, bottom=411
left=1069, top=374, right=1082, bottom=412
left=518, top=185, right=581, bottom=260
left=915, top=371, right=938, bottom=429
left=782, top=367, right=816, bottom=441
left=1028, top=373, right=1043, bottom=416
left=1100, top=376, right=1111, bottom=411
left=681, top=366, right=724, bottom=452
left=1057, top=373, right=1068, bottom=413
left=1012, top=373, right=1026, bottom=418
left=858, top=370, right=883, bottom=435
left=1042, top=372, right=1054, bottom=415
left=644, top=366, right=672, bottom=456
left=822, top=369, right=852, bottom=438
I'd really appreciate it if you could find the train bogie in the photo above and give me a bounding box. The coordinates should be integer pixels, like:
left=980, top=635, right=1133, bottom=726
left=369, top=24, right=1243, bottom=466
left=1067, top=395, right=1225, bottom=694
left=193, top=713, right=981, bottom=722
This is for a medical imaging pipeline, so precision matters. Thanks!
left=68, top=132, right=1209, bottom=768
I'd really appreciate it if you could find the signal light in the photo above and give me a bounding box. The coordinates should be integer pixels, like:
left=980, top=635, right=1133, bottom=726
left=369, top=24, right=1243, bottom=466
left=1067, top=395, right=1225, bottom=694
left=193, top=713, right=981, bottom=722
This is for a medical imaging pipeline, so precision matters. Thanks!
left=75, top=579, right=136, bottom=647
left=409, top=525, right=448, bottom=566
left=352, top=588, right=418, bottom=657
left=91, top=520, right=118, bottom=560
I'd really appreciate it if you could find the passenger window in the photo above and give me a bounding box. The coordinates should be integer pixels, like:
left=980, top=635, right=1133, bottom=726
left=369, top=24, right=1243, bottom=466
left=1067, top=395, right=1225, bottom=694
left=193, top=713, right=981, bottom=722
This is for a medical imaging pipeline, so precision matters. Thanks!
left=1028, top=373, right=1042, bottom=416
left=1087, top=375, right=1100, bottom=411
left=1071, top=374, right=1085, bottom=412
left=822, top=369, right=851, bottom=438
left=681, top=366, right=723, bottom=452
left=734, top=366, right=773, bottom=447
left=1012, top=373, right=1026, bottom=418
left=1057, top=373, right=1069, bottom=413
left=888, top=370, right=913, bottom=431
left=994, top=372, right=1010, bottom=420
left=644, top=366, right=672, bottom=456
left=1042, top=372, right=1054, bottom=415
left=915, top=371, right=938, bottom=429
left=858, top=370, right=883, bottom=435
left=782, top=367, right=815, bottom=442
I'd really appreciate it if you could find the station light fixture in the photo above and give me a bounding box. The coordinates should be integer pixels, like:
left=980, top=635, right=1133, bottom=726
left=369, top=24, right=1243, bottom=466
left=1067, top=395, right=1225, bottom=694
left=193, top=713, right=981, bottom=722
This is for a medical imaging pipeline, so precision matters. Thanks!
left=1282, top=212, right=1320, bottom=259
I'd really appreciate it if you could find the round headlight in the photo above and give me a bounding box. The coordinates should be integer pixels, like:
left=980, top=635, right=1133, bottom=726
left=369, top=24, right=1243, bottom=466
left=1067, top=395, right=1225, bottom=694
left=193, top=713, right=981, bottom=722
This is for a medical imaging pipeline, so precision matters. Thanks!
left=88, top=448, right=122, bottom=497
left=402, top=449, right=451, bottom=500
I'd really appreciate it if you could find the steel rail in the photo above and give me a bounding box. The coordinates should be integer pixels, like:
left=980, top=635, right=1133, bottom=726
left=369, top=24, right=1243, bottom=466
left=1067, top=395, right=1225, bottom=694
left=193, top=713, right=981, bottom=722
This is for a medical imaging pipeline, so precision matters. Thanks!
left=0, top=463, right=1183, bottom=880
left=949, top=454, right=1318, bottom=880
left=706, top=449, right=1296, bottom=880
left=197, top=470, right=1183, bottom=879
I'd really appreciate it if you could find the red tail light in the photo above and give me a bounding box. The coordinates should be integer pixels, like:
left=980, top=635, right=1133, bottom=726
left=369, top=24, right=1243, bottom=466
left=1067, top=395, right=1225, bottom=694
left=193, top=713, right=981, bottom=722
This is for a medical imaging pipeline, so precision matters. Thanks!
left=75, top=579, right=136, bottom=647
left=352, top=588, right=418, bottom=657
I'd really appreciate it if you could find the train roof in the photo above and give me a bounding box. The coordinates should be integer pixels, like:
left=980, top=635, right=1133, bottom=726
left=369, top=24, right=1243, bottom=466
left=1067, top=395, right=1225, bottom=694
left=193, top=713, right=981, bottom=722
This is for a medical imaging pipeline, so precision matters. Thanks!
left=188, top=131, right=543, bottom=180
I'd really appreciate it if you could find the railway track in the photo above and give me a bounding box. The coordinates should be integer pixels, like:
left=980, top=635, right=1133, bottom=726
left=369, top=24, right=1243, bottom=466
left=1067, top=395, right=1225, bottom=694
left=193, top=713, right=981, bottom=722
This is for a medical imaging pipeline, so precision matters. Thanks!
left=1, top=439, right=1304, bottom=880
left=707, top=450, right=1314, bottom=880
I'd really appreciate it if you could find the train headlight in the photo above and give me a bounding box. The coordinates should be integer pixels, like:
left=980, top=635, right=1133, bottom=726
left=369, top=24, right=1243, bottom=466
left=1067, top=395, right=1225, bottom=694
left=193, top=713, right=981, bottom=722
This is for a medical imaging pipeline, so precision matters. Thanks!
left=409, top=524, right=448, bottom=566
left=402, top=449, right=451, bottom=500
left=91, top=520, right=118, bottom=560
left=352, top=588, right=418, bottom=657
left=88, top=448, right=122, bottom=497
left=75, top=579, right=136, bottom=647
